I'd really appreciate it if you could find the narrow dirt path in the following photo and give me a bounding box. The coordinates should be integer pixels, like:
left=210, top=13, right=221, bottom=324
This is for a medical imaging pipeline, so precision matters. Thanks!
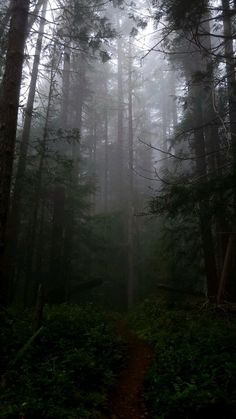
left=109, top=323, right=153, bottom=419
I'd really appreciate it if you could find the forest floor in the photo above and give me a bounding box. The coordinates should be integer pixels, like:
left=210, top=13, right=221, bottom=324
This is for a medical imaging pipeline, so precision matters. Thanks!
left=108, top=321, right=153, bottom=419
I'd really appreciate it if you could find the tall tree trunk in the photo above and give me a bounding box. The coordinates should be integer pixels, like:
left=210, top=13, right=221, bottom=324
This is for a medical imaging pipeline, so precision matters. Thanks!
left=200, top=18, right=220, bottom=175
left=24, top=47, right=56, bottom=305
left=0, top=0, right=43, bottom=68
left=217, top=235, right=233, bottom=304
left=61, top=43, right=70, bottom=129
left=0, top=2, right=12, bottom=60
left=74, top=49, right=86, bottom=131
left=160, top=71, right=170, bottom=168
left=205, top=18, right=230, bottom=278
left=116, top=29, right=124, bottom=204
left=0, top=0, right=30, bottom=306
left=170, top=72, right=178, bottom=129
left=33, top=197, right=45, bottom=302
left=192, top=82, right=219, bottom=299
left=220, top=0, right=236, bottom=301
left=128, top=41, right=135, bottom=307
left=7, top=0, right=48, bottom=299
left=62, top=48, right=86, bottom=302
left=104, top=103, right=109, bottom=211
left=182, top=28, right=219, bottom=299
left=92, top=106, right=97, bottom=211
left=49, top=186, right=66, bottom=303
left=27, top=0, right=45, bottom=36
left=49, top=42, right=70, bottom=303
left=222, top=0, right=236, bottom=163
left=61, top=44, right=82, bottom=302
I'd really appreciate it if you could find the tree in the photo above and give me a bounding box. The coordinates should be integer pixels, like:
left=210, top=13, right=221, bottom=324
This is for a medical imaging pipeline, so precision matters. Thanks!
left=127, top=39, right=135, bottom=306
left=0, top=0, right=30, bottom=306
left=7, top=0, right=48, bottom=297
left=149, top=0, right=226, bottom=299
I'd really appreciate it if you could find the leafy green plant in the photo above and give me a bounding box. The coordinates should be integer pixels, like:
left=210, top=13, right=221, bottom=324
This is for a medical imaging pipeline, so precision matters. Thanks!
left=129, top=300, right=236, bottom=419
left=0, top=304, right=126, bottom=418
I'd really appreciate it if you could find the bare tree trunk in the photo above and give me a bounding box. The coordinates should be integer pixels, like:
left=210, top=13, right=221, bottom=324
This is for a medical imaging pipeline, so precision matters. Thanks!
left=74, top=49, right=86, bottom=132
left=222, top=0, right=236, bottom=160
left=170, top=72, right=178, bottom=129
left=61, top=43, right=70, bottom=129
left=48, top=42, right=70, bottom=303
left=181, top=29, right=219, bottom=299
left=0, top=0, right=30, bottom=306
left=116, top=28, right=124, bottom=204
left=199, top=17, right=229, bottom=276
left=27, top=0, right=45, bottom=35
left=24, top=143, right=45, bottom=306
left=49, top=186, right=66, bottom=303
left=217, top=235, right=233, bottom=304
left=92, top=107, right=97, bottom=211
left=7, top=0, right=48, bottom=298
left=0, top=0, right=43, bottom=65
left=61, top=48, right=86, bottom=302
left=0, top=2, right=12, bottom=59
left=221, top=0, right=236, bottom=300
left=128, top=41, right=135, bottom=307
left=33, top=197, right=45, bottom=300
left=160, top=71, right=171, bottom=169
left=200, top=18, right=220, bottom=175
left=104, top=103, right=109, bottom=211
left=161, top=81, right=168, bottom=155
left=24, top=48, right=56, bottom=305
left=192, top=83, right=219, bottom=299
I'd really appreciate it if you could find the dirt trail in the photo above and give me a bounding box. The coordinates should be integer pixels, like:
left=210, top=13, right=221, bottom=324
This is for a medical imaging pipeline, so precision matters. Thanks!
left=109, top=324, right=153, bottom=419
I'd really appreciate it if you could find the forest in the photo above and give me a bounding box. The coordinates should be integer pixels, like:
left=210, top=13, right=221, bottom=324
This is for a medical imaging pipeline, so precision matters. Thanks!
left=1, top=0, right=236, bottom=418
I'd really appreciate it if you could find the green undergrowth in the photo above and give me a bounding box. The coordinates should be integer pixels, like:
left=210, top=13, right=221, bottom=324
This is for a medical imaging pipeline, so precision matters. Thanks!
left=129, top=299, right=236, bottom=419
left=0, top=304, right=126, bottom=419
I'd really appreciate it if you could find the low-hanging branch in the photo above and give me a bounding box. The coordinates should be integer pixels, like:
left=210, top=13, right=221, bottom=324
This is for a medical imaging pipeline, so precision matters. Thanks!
left=138, top=137, right=229, bottom=162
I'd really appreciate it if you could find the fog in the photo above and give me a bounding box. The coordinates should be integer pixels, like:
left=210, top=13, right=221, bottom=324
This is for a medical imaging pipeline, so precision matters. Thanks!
left=2, top=2, right=236, bottom=418
left=0, top=0, right=235, bottom=309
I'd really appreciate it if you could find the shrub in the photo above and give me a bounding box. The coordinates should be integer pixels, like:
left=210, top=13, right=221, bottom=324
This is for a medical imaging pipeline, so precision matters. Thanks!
left=129, top=300, right=236, bottom=419
left=0, top=304, right=126, bottom=418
